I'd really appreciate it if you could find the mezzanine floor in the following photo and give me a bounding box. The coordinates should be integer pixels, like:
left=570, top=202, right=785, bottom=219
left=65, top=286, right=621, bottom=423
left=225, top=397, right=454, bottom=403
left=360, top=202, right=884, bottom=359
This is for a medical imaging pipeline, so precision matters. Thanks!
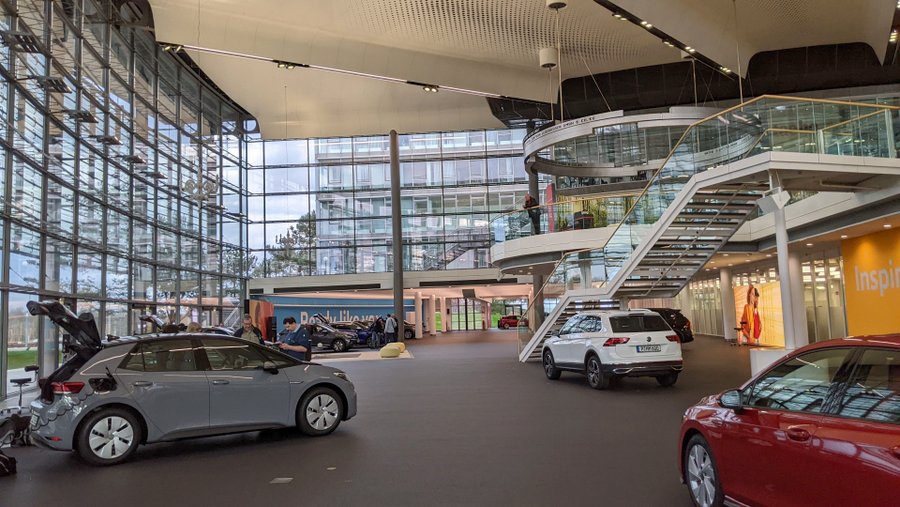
left=1, top=331, right=750, bottom=506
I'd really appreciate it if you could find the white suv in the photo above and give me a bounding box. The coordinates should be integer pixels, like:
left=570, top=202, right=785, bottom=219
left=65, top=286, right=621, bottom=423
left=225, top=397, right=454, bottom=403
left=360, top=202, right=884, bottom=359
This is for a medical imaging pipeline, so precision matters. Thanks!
left=541, top=309, right=683, bottom=389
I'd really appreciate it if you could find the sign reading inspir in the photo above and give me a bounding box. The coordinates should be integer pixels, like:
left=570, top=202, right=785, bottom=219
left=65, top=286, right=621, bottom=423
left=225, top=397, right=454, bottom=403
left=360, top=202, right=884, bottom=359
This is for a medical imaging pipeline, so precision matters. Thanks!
left=842, top=227, right=900, bottom=335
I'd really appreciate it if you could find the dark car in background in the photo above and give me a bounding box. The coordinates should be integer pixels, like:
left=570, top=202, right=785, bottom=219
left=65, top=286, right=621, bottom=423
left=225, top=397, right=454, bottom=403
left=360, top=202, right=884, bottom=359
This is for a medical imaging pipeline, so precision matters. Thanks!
left=645, top=308, right=693, bottom=343
left=332, top=321, right=373, bottom=346
left=498, top=314, right=527, bottom=329
left=307, top=321, right=358, bottom=352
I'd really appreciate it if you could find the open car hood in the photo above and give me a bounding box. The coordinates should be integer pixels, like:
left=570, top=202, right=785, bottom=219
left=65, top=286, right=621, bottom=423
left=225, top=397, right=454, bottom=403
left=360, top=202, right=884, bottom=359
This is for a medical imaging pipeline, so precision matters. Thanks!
left=27, top=301, right=102, bottom=360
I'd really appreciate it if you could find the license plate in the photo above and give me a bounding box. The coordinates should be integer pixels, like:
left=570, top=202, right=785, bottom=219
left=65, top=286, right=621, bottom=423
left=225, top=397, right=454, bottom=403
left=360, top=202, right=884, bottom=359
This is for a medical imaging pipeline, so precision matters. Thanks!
left=30, top=413, right=39, bottom=429
left=637, top=345, right=662, bottom=353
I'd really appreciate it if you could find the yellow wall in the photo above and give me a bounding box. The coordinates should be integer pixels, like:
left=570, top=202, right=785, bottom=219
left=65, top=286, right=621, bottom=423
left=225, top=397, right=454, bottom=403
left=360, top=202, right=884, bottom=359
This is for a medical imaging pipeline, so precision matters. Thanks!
left=733, top=282, right=785, bottom=347
left=842, top=227, right=900, bottom=335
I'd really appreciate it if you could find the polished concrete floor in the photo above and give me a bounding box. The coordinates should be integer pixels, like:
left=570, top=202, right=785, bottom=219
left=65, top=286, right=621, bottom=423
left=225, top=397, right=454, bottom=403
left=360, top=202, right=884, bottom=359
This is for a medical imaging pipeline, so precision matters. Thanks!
left=1, top=331, right=751, bottom=506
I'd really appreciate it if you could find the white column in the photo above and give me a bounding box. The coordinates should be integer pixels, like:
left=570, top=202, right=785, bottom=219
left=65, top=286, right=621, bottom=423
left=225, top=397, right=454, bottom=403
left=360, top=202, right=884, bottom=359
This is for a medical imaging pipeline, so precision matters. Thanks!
left=789, top=251, right=809, bottom=348
left=482, top=301, right=489, bottom=330
left=440, top=298, right=449, bottom=332
left=720, top=268, right=736, bottom=342
left=414, top=291, right=423, bottom=339
left=429, top=295, right=437, bottom=336
left=773, top=205, right=796, bottom=350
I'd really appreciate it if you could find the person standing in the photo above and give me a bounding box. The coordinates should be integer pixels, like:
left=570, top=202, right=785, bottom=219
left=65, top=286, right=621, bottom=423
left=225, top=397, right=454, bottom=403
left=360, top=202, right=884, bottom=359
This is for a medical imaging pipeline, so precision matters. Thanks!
left=233, top=314, right=263, bottom=344
left=278, top=316, right=310, bottom=360
left=524, top=193, right=541, bottom=235
left=383, top=313, right=397, bottom=344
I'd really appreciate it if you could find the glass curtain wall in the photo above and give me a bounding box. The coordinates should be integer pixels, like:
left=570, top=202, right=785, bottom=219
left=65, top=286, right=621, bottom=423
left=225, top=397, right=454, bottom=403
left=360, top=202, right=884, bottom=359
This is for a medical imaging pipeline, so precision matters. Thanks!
left=251, top=129, right=535, bottom=276
left=0, top=0, right=250, bottom=398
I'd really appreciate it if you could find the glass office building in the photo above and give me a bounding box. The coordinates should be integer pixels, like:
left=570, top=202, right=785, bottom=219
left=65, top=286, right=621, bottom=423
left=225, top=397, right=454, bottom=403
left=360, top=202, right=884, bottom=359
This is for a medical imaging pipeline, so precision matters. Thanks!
left=0, top=0, right=250, bottom=397
left=248, top=129, right=543, bottom=276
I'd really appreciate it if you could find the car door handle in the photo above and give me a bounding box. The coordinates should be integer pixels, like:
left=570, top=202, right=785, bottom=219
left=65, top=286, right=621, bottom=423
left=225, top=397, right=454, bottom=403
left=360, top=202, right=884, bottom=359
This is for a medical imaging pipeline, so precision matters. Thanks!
left=132, top=381, right=153, bottom=387
left=891, top=446, right=900, bottom=459
left=786, top=426, right=811, bottom=442
left=211, top=379, right=230, bottom=385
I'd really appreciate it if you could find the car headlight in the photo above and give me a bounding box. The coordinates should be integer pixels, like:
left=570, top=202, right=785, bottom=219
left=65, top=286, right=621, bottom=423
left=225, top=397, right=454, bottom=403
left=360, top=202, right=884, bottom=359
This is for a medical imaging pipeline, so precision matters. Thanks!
left=333, top=371, right=350, bottom=381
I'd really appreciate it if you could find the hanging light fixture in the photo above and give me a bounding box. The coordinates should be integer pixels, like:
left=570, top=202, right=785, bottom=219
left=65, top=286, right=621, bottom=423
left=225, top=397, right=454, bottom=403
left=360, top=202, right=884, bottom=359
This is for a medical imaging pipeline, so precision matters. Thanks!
left=546, top=0, right=567, bottom=122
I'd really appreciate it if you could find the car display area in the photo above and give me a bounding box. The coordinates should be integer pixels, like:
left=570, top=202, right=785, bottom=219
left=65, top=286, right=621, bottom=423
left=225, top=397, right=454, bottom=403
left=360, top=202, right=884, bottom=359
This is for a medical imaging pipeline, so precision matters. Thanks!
left=1, top=331, right=819, bottom=506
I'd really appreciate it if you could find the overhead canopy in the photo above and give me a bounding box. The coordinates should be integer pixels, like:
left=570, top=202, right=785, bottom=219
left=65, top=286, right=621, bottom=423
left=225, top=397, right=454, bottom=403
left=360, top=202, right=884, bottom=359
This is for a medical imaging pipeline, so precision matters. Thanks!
left=148, top=0, right=898, bottom=138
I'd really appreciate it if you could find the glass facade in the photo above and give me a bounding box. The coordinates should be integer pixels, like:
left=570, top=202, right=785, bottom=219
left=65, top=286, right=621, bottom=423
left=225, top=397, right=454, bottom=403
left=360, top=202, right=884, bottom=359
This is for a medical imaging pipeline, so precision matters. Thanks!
left=1, top=1, right=250, bottom=398
left=251, top=129, right=541, bottom=276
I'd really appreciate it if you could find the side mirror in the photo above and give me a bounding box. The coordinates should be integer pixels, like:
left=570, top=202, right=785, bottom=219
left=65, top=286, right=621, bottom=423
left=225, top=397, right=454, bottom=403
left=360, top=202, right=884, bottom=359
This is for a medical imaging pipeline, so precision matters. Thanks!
left=719, top=389, right=744, bottom=412
left=263, top=361, right=279, bottom=374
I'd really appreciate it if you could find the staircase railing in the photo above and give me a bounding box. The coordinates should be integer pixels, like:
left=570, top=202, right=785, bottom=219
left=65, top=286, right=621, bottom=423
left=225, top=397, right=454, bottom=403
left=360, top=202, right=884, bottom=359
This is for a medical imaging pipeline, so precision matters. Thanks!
left=517, top=95, right=900, bottom=356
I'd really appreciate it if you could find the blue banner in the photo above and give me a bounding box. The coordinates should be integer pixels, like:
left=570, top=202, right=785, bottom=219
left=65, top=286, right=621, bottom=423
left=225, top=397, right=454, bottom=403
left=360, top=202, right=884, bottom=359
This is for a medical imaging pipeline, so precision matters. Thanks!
left=254, top=295, right=414, bottom=327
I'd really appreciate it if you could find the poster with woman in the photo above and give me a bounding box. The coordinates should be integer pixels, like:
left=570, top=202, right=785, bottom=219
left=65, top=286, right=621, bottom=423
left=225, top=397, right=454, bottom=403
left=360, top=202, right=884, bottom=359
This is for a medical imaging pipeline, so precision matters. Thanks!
left=733, top=282, right=785, bottom=347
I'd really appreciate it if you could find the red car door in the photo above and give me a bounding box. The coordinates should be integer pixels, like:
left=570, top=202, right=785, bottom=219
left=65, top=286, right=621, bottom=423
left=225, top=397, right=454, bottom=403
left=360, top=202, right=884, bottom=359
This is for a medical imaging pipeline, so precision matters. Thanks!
left=715, top=347, right=854, bottom=506
left=805, top=347, right=900, bottom=506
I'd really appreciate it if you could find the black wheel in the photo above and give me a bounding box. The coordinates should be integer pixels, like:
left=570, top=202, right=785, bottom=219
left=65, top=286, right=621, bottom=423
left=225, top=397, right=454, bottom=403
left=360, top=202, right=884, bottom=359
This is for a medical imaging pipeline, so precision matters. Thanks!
left=656, top=373, right=679, bottom=387
left=404, top=329, right=414, bottom=340
left=502, top=323, right=510, bottom=329
left=585, top=355, right=609, bottom=390
left=76, top=407, right=142, bottom=466
left=332, top=339, right=347, bottom=353
left=684, top=434, right=724, bottom=507
left=297, top=386, right=344, bottom=436
left=542, top=350, right=561, bottom=380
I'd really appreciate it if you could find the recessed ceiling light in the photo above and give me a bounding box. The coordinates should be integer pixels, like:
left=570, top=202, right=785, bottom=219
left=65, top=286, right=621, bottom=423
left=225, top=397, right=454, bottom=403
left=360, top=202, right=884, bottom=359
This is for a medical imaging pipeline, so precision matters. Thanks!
left=423, top=85, right=439, bottom=93
left=744, top=259, right=750, bottom=263
left=685, top=46, right=696, bottom=53
left=766, top=254, right=772, bottom=257
left=663, top=40, right=674, bottom=47
left=840, top=234, right=848, bottom=239
left=723, top=253, right=729, bottom=257
left=640, top=20, right=652, bottom=28
left=728, top=263, right=733, bottom=267
left=806, top=243, right=814, bottom=247
left=884, top=224, right=892, bottom=229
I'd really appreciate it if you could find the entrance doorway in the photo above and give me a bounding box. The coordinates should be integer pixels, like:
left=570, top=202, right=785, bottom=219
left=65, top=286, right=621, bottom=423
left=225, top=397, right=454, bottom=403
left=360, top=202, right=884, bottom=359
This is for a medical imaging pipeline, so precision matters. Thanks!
left=449, top=298, right=484, bottom=331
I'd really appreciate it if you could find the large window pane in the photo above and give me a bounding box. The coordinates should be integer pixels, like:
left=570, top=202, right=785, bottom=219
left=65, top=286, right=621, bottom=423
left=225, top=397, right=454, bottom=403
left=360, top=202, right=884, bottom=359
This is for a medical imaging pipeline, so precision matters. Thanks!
left=9, top=224, right=40, bottom=288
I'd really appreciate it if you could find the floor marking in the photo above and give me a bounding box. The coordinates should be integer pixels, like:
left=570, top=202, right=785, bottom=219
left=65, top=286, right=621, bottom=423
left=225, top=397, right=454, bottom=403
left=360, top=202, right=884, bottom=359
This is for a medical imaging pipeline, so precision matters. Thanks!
left=270, top=477, right=294, bottom=484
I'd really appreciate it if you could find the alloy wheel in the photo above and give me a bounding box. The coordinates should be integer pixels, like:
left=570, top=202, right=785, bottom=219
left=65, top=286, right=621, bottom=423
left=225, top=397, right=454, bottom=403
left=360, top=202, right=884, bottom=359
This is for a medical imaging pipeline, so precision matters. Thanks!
left=587, top=359, right=600, bottom=385
left=306, top=393, right=339, bottom=431
left=88, top=416, right=134, bottom=460
left=687, top=443, right=717, bottom=507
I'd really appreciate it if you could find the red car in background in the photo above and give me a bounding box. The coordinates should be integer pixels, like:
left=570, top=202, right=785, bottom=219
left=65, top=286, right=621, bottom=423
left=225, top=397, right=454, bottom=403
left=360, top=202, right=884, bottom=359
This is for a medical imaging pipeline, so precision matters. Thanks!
left=498, top=314, right=528, bottom=329
left=679, top=335, right=900, bottom=507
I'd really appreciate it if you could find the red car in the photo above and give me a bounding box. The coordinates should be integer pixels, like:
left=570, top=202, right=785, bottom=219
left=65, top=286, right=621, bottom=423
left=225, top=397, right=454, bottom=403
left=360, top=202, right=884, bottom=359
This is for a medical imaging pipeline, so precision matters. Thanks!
left=679, top=335, right=900, bottom=507
left=498, top=314, right=527, bottom=329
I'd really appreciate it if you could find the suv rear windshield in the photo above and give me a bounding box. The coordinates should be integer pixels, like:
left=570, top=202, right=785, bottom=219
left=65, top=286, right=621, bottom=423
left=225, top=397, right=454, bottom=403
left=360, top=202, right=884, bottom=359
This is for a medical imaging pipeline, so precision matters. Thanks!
left=609, top=315, right=670, bottom=333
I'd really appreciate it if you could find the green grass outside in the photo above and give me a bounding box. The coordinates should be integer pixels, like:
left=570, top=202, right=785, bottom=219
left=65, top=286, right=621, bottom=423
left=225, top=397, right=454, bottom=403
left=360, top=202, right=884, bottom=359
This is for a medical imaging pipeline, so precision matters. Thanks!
left=7, top=350, right=38, bottom=370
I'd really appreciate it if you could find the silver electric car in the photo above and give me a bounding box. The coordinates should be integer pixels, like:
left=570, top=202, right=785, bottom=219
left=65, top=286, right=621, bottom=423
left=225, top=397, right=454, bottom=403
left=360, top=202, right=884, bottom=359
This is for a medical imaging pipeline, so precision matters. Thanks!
left=27, top=301, right=357, bottom=466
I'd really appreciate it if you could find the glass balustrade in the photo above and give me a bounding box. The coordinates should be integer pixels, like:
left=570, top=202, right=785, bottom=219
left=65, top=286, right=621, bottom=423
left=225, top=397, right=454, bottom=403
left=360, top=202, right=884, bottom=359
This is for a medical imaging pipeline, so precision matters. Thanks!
left=519, top=96, right=900, bottom=350
left=490, top=194, right=636, bottom=244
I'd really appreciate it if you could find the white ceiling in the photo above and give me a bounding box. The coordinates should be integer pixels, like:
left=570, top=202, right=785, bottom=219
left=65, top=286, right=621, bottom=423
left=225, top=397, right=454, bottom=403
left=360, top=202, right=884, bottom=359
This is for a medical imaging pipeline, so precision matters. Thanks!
left=617, top=0, right=897, bottom=75
left=148, top=0, right=898, bottom=138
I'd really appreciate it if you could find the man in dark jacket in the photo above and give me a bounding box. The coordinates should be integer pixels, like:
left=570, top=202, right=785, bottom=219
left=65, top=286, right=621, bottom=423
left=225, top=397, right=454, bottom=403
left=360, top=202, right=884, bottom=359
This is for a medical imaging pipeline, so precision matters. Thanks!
left=233, top=314, right=263, bottom=344
left=524, top=193, right=541, bottom=234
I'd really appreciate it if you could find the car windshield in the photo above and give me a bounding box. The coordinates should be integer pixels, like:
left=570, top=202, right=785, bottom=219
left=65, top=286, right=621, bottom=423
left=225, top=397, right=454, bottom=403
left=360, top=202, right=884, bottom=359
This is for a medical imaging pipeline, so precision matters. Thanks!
left=609, top=315, right=670, bottom=333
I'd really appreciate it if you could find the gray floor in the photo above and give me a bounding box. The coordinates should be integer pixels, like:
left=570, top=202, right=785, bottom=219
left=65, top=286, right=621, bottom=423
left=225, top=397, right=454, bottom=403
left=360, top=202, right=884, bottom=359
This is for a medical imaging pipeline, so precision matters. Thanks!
left=1, top=331, right=751, bottom=506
